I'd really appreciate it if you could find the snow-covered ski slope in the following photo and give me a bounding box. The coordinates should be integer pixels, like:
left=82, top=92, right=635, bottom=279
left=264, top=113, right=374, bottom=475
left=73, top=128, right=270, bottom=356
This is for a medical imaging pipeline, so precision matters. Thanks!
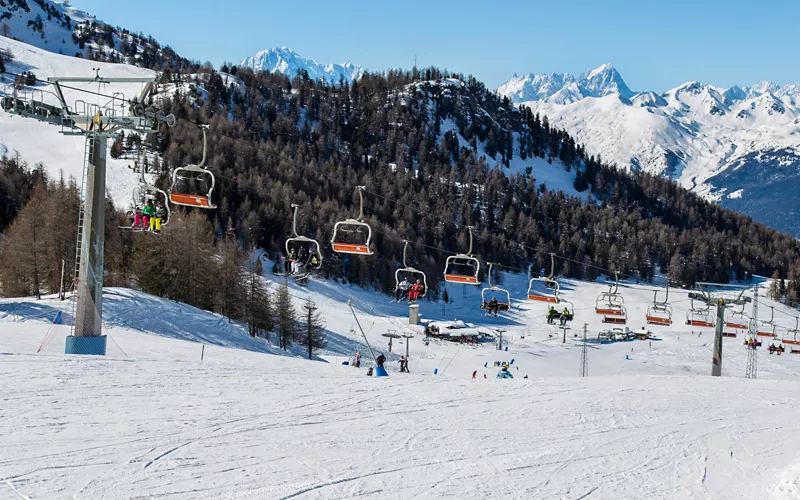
left=4, top=272, right=800, bottom=499
left=0, top=36, right=156, bottom=205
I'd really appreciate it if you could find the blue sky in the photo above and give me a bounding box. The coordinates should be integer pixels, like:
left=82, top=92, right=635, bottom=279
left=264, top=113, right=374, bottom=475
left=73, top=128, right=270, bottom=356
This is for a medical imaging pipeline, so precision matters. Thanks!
left=71, top=0, right=800, bottom=91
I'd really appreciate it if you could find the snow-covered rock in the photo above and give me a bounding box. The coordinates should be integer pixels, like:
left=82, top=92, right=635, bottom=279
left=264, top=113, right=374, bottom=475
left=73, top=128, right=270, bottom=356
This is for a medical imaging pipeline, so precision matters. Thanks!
left=240, top=47, right=365, bottom=84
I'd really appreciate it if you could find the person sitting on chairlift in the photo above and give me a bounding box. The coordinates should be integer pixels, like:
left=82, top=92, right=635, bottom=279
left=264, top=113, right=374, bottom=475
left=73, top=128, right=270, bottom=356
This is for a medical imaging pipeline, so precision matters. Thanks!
left=305, top=252, right=319, bottom=270
left=285, top=248, right=297, bottom=274
left=141, top=199, right=155, bottom=230
left=408, top=279, right=424, bottom=302
left=547, top=306, right=558, bottom=324
left=488, top=297, right=499, bottom=317
left=150, top=202, right=167, bottom=233
left=396, top=278, right=411, bottom=301
left=560, top=307, right=570, bottom=326
left=130, top=205, right=144, bottom=229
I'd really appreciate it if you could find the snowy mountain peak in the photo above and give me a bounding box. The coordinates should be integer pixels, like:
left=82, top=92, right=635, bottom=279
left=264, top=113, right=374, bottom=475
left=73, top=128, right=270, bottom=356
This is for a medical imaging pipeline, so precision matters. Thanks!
left=240, top=47, right=365, bottom=84
left=496, top=63, right=634, bottom=103
left=578, top=63, right=634, bottom=99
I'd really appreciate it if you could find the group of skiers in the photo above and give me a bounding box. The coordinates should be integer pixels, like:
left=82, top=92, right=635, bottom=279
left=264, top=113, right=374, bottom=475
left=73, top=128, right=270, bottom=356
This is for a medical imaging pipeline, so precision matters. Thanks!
left=547, top=306, right=572, bottom=326
left=284, top=246, right=320, bottom=276
left=745, top=338, right=760, bottom=350
left=398, top=356, right=410, bottom=372
left=128, top=199, right=167, bottom=233
left=395, top=278, right=424, bottom=302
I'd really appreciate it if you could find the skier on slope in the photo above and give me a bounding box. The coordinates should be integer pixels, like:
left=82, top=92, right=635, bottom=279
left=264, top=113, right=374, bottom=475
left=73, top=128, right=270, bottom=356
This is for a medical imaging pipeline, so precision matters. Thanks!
left=496, top=366, right=513, bottom=379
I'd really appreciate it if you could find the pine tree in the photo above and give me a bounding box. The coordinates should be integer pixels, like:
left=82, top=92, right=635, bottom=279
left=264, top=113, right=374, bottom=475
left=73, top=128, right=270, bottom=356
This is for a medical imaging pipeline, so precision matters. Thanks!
left=0, top=184, right=48, bottom=298
left=298, top=297, right=326, bottom=359
left=768, top=270, right=782, bottom=302
left=275, top=279, right=296, bottom=351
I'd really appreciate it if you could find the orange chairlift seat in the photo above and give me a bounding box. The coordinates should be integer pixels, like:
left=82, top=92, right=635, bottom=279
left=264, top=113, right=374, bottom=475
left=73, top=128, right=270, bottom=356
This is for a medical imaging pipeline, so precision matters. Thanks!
left=596, top=272, right=625, bottom=317
left=528, top=253, right=559, bottom=302
left=481, top=263, right=511, bottom=313
left=756, top=306, right=778, bottom=337
left=646, top=286, right=672, bottom=326
left=444, top=226, right=481, bottom=285
left=331, top=186, right=374, bottom=256
left=169, top=124, right=217, bottom=209
left=685, top=296, right=715, bottom=328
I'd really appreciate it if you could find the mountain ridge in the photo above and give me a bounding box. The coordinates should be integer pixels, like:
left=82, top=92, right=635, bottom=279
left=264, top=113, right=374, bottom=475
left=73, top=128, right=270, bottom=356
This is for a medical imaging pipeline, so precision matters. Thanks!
left=496, top=65, right=800, bottom=235
left=240, top=47, right=365, bottom=84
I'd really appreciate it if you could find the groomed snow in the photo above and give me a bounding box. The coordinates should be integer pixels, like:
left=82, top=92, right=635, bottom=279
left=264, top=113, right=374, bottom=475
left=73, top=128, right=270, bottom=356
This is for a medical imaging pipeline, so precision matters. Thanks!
left=3, top=272, right=800, bottom=499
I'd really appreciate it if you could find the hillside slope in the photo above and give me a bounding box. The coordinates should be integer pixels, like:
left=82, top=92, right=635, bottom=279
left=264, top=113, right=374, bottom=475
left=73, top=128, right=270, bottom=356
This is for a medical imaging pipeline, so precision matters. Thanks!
left=3, top=276, right=800, bottom=499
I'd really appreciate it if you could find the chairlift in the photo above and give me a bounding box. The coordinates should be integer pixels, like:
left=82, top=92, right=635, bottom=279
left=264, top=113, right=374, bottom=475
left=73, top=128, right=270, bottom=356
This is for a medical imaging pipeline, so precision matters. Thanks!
left=394, top=240, right=427, bottom=299
left=757, top=306, right=777, bottom=337
left=784, top=318, right=800, bottom=346
left=481, top=263, right=510, bottom=313
left=284, top=204, right=322, bottom=277
left=645, top=286, right=672, bottom=326
left=725, top=301, right=749, bottom=330
left=124, top=147, right=171, bottom=231
left=444, top=226, right=481, bottom=285
left=528, top=253, right=560, bottom=302
left=685, top=296, right=714, bottom=328
left=595, top=272, right=625, bottom=317
left=331, top=186, right=373, bottom=255
left=169, top=125, right=217, bottom=209
left=768, top=337, right=785, bottom=355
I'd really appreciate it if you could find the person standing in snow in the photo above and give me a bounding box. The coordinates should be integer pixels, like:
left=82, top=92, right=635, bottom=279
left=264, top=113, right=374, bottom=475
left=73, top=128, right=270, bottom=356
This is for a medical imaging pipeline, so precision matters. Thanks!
left=472, top=370, right=477, bottom=380
left=376, top=353, right=386, bottom=367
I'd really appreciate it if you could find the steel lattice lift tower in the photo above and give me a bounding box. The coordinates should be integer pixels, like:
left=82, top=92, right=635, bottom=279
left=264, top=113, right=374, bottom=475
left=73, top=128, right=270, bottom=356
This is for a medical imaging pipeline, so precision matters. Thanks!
left=2, top=70, right=174, bottom=355
left=690, top=283, right=752, bottom=377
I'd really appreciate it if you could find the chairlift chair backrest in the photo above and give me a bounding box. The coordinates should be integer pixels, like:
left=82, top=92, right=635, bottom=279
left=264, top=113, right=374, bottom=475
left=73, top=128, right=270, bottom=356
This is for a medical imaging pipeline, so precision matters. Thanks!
left=444, top=226, right=481, bottom=285
left=169, top=125, right=217, bottom=209
left=646, top=287, right=672, bottom=326
left=285, top=204, right=323, bottom=269
left=395, top=241, right=427, bottom=298
left=726, top=302, right=750, bottom=330
left=686, top=296, right=714, bottom=327
left=331, top=186, right=374, bottom=255
left=481, top=263, right=510, bottom=310
left=595, top=272, right=625, bottom=316
left=528, top=254, right=559, bottom=302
